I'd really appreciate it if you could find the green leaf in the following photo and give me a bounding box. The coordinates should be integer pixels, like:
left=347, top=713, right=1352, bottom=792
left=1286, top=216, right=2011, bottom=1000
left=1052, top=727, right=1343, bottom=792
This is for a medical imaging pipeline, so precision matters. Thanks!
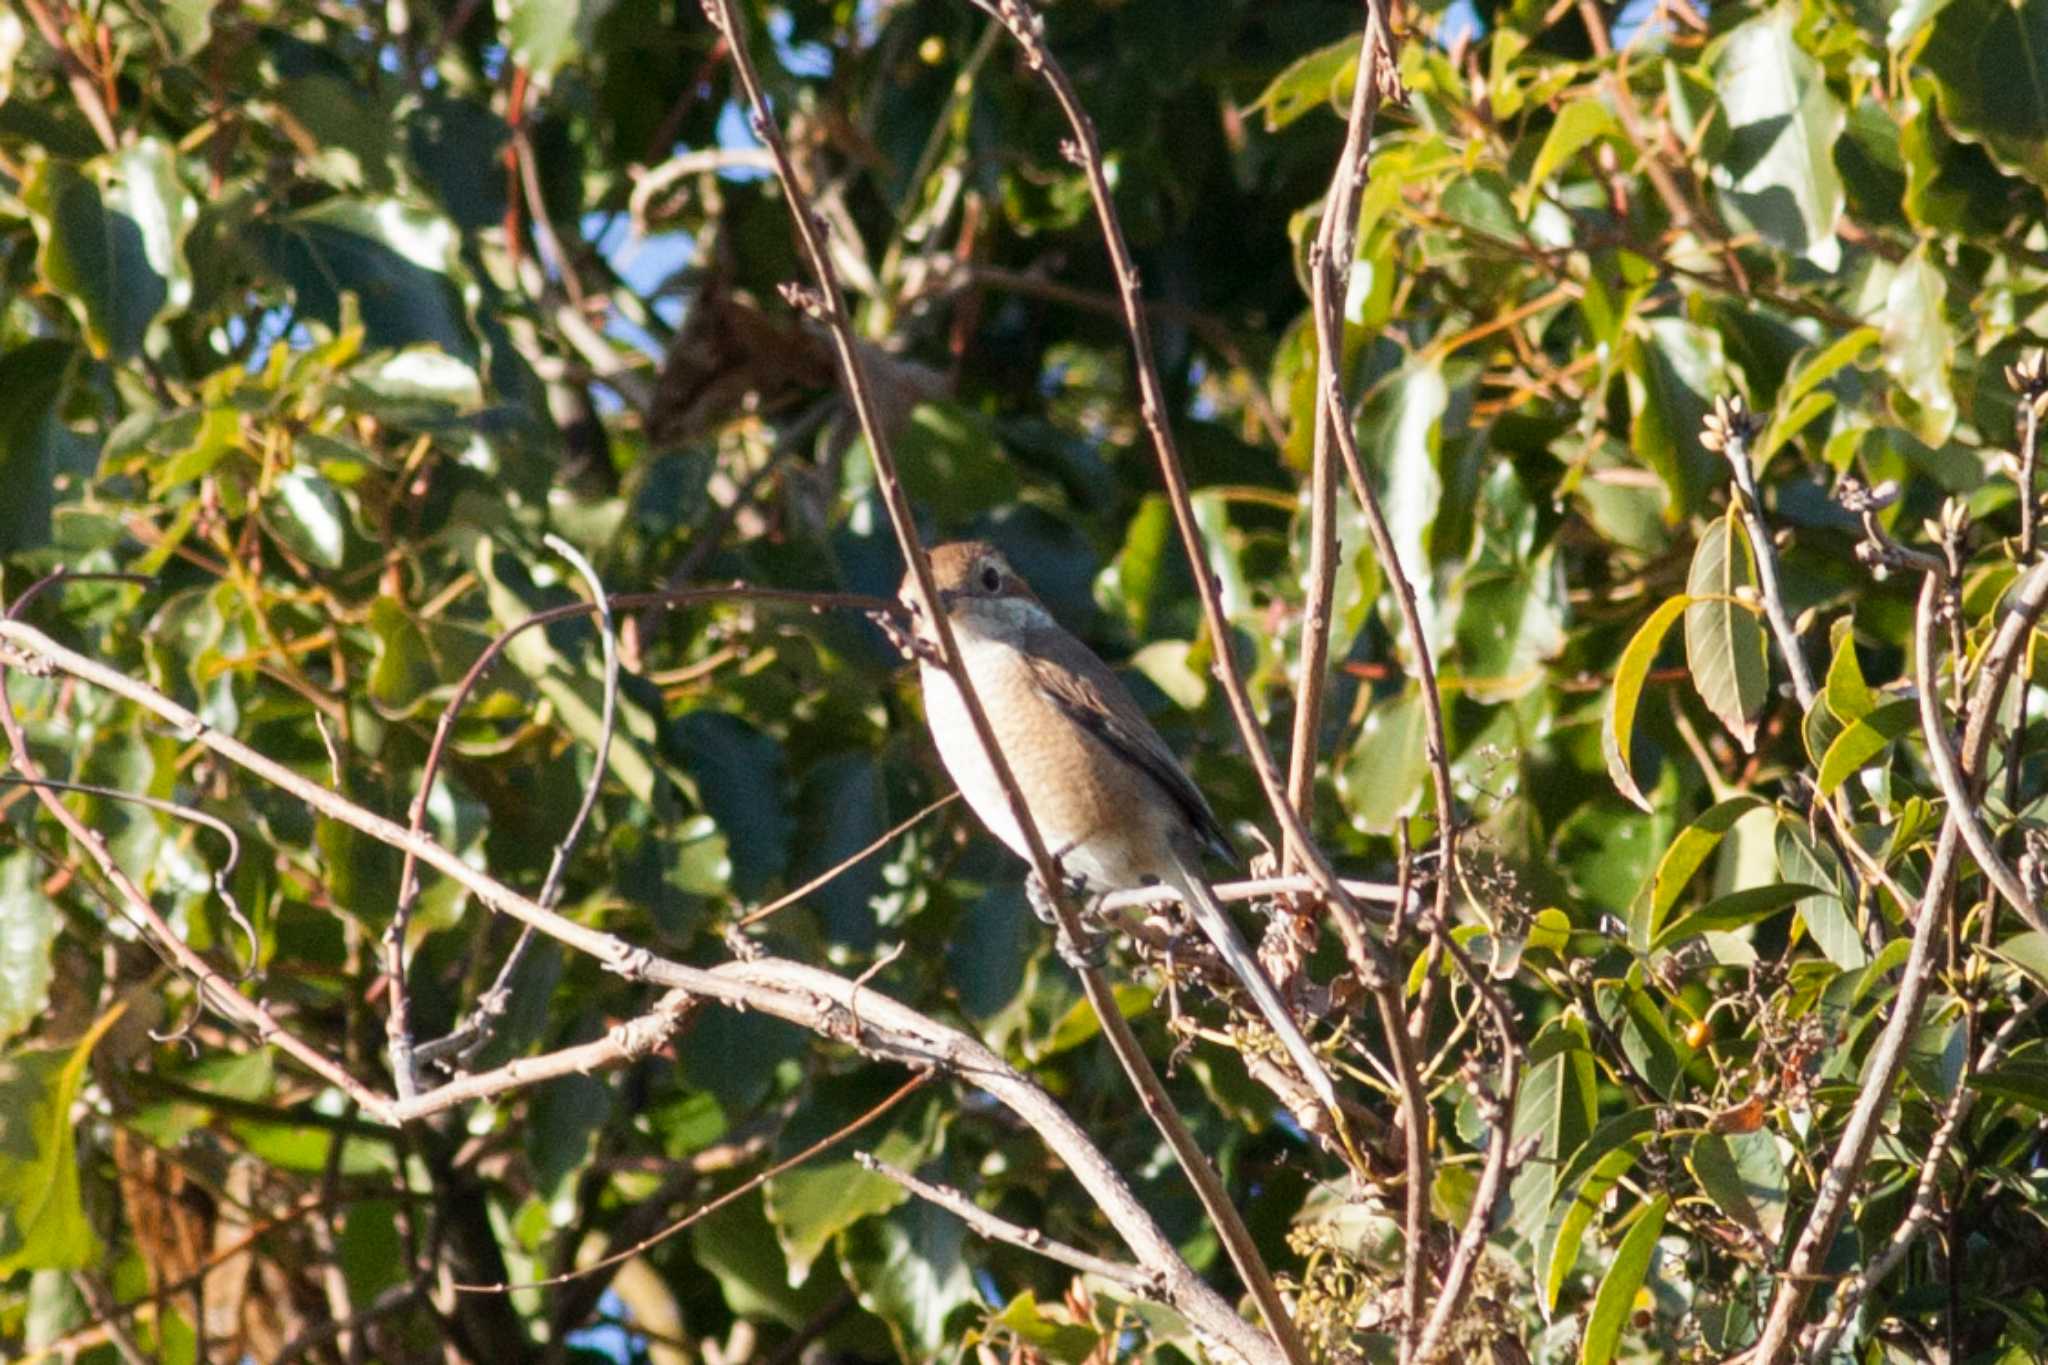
left=986, top=1291, right=1103, bottom=1364
left=1989, top=931, right=2048, bottom=992
left=764, top=1081, right=931, bottom=1280
left=1684, top=513, right=1771, bottom=753
left=0, top=851, right=57, bottom=1047
left=1520, top=99, right=1620, bottom=215
left=839, top=1194, right=978, bottom=1361
left=1822, top=623, right=1879, bottom=724
left=1655, top=882, right=1821, bottom=951
left=1509, top=1016, right=1597, bottom=1245
left=1580, top=1194, right=1668, bottom=1365
left=1645, top=795, right=1770, bottom=947
left=675, top=712, right=793, bottom=899
left=1776, top=820, right=1868, bottom=968
left=149, top=407, right=240, bottom=496
left=500, top=0, right=621, bottom=84
left=1603, top=596, right=1692, bottom=812
left=1625, top=318, right=1728, bottom=517
left=1688, top=1132, right=1787, bottom=1244
left=790, top=754, right=887, bottom=952
left=0, top=1006, right=128, bottom=1273
left=366, top=596, right=438, bottom=716
left=1247, top=32, right=1359, bottom=130
left=1920, top=0, right=2048, bottom=189
left=1710, top=6, right=1846, bottom=268
left=1969, top=1058, right=2048, bottom=1115
left=1356, top=358, right=1449, bottom=653
left=1878, top=246, right=1957, bottom=447
left=23, top=158, right=164, bottom=361
left=267, top=468, right=349, bottom=569
left=886, top=403, right=1021, bottom=523
left=1338, top=686, right=1429, bottom=834
left=1545, top=1134, right=1648, bottom=1313
left=1815, top=698, right=1917, bottom=796
left=0, top=340, right=77, bottom=553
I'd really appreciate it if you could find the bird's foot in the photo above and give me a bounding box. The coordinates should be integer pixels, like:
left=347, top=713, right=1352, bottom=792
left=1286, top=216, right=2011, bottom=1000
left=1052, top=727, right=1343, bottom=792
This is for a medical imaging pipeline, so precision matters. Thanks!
left=1027, top=869, right=1110, bottom=969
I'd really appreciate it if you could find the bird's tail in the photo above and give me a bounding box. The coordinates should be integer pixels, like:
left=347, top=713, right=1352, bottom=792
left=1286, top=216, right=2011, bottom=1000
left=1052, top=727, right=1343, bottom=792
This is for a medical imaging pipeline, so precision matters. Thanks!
left=1163, top=856, right=1341, bottom=1117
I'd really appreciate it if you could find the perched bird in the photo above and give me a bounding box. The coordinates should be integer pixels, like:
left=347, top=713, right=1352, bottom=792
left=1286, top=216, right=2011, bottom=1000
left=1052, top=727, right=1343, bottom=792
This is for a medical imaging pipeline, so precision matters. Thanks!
left=900, top=540, right=1340, bottom=1116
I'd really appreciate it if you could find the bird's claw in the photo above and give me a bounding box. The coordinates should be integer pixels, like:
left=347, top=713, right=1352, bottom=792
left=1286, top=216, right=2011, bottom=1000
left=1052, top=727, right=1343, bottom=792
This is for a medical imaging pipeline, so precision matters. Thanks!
left=1026, top=869, right=1110, bottom=969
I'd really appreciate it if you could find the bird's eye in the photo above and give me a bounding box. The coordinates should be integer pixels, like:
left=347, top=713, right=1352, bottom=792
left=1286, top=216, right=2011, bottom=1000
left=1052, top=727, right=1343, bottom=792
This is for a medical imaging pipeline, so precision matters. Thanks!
left=979, top=566, right=1002, bottom=592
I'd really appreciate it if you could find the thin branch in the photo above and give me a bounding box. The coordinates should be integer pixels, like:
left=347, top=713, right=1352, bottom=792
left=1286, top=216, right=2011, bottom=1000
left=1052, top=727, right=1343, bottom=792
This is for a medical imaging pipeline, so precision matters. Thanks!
left=392, top=991, right=695, bottom=1124
left=0, top=775, right=254, bottom=980
left=738, top=790, right=961, bottom=928
left=1287, top=15, right=1442, bottom=1353
left=1914, top=569, right=2046, bottom=934
left=1803, top=995, right=2046, bottom=1360
left=412, top=535, right=623, bottom=1072
left=1411, top=934, right=1528, bottom=1363
left=455, top=1071, right=931, bottom=1292
left=855, top=1153, right=1158, bottom=1296
left=0, top=643, right=402, bottom=1126
left=699, top=5, right=1293, bottom=1360
left=1709, top=396, right=1817, bottom=711
left=1747, top=559, right=2048, bottom=1359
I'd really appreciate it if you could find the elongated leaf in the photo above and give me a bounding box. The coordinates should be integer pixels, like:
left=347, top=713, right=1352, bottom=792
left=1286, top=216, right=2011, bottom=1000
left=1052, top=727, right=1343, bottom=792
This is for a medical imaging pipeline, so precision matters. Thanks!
left=1604, top=596, right=1693, bottom=812
left=1655, top=883, right=1821, bottom=951
left=1711, top=7, right=1846, bottom=268
left=1777, top=820, right=1868, bottom=968
left=1816, top=699, right=1917, bottom=796
left=1969, top=1059, right=2048, bottom=1115
left=0, top=1004, right=127, bottom=1273
left=1645, top=795, right=1770, bottom=946
left=1520, top=99, right=1620, bottom=214
left=1920, top=0, right=2048, bottom=189
left=1689, top=1131, right=1788, bottom=1243
left=1545, top=1137, right=1648, bottom=1313
left=0, top=852, right=56, bottom=1047
left=1581, top=1194, right=1669, bottom=1365
left=1990, top=931, right=2048, bottom=992
left=1684, top=514, right=1770, bottom=753
left=1248, top=32, right=1358, bottom=129
left=1879, top=246, right=1957, bottom=446
left=1822, top=623, right=1878, bottom=723
left=1510, top=1017, right=1598, bottom=1245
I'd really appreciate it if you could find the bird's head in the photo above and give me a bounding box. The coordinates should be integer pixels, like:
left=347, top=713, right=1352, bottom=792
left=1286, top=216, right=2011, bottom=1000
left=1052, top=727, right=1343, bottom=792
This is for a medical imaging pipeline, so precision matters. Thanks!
left=899, top=541, right=1048, bottom=643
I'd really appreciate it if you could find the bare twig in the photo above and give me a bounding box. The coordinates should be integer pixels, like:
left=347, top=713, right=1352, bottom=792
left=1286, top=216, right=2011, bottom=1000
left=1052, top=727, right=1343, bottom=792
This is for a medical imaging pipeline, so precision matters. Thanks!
left=738, top=791, right=960, bottom=928
left=1705, top=395, right=1817, bottom=711
left=456, top=1071, right=930, bottom=1292
left=412, top=536, right=623, bottom=1072
left=1285, top=15, right=1444, bottom=1352
left=0, top=641, right=402, bottom=1126
left=1913, top=567, right=2046, bottom=934
left=855, top=1153, right=1158, bottom=1296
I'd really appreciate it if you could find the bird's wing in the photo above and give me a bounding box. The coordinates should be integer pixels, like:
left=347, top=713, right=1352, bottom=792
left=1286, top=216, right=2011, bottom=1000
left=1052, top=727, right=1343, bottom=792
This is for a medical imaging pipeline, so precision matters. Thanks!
left=1019, top=620, right=1235, bottom=861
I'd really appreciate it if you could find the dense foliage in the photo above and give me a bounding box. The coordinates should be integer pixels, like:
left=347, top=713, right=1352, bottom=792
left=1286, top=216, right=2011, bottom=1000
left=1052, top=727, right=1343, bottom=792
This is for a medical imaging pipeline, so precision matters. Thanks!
left=3, top=0, right=2048, bottom=1361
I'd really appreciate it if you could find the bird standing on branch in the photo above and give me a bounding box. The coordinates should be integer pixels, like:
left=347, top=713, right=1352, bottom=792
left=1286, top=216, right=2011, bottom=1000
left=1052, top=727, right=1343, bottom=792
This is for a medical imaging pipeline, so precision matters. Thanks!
left=899, top=540, right=1341, bottom=1117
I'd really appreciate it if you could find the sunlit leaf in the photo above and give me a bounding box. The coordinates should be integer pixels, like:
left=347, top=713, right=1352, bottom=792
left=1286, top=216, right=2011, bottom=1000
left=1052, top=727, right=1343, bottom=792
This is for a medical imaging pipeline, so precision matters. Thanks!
left=1603, top=595, right=1691, bottom=812
left=1684, top=513, right=1770, bottom=753
left=1580, top=1194, right=1668, bottom=1365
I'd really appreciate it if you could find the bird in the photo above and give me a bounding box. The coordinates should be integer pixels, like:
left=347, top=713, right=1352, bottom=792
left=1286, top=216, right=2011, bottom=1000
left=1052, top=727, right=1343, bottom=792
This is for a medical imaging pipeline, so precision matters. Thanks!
left=898, top=539, right=1341, bottom=1117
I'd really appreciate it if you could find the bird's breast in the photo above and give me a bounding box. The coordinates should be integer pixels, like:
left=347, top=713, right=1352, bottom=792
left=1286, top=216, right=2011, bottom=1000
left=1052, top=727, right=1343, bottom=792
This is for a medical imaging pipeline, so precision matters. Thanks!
left=918, top=637, right=1175, bottom=890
